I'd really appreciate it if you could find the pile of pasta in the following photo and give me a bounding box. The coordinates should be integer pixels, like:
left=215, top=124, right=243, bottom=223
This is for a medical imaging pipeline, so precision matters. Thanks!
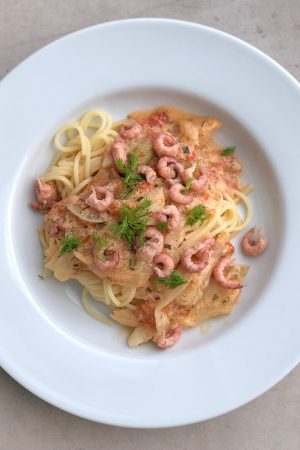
left=36, top=107, right=251, bottom=348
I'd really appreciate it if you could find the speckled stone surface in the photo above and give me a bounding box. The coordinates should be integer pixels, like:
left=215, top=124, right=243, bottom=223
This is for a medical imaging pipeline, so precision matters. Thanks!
left=1, top=1, right=299, bottom=448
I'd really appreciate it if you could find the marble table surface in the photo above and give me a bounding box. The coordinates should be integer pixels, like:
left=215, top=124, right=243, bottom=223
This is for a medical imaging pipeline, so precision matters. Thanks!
left=1, top=1, right=299, bottom=449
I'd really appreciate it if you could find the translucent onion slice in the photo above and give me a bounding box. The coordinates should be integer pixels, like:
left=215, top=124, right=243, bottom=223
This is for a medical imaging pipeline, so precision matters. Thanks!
left=66, top=200, right=111, bottom=223
left=127, top=326, right=155, bottom=347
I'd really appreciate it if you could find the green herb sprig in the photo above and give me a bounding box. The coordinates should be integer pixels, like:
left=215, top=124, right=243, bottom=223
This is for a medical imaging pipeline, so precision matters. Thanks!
left=182, top=146, right=190, bottom=154
left=93, top=234, right=109, bottom=249
left=157, top=222, right=168, bottom=231
left=59, top=235, right=81, bottom=256
left=116, top=152, right=142, bottom=198
left=182, top=178, right=194, bottom=194
left=187, top=205, right=207, bottom=226
left=220, top=146, right=235, bottom=156
left=114, top=199, right=152, bottom=246
left=157, top=270, right=188, bottom=289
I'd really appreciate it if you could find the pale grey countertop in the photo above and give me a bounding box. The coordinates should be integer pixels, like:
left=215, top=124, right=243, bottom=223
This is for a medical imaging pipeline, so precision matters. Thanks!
left=1, top=1, right=299, bottom=449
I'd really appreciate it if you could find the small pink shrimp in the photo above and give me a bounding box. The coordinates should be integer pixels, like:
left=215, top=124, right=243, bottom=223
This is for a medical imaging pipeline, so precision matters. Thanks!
left=213, top=245, right=242, bottom=289
left=138, top=165, right=156, bottom=185
left=85, top=186, right=114, bottom=211
left=94, top=248, right=119, bottom=270
left=119, top=121, right=142, bottom=140
left=151, top=211, right=167, bottom=223
left=136, top=227, right=164, bottom=261
left=152, top=133, right=180, bottom=157
left=31, top=178, right=58, bottom=210
left=169, top=183, right=194, bottom=205
left=153, top=324, right=182, bottom=349
left=182, top=164, right=208, bottom=192
left=152, top=205, right=181, bottom=231
left=157, top=156, right=184, bottom=180
left=111, top=137, right=127, bottom=167
left=153, top=253, right=175, bottom=278
left=181, top=238, right=215, bottom=272
left=165, top=177, right=182, bottom=187
left=241, top=227, right=268, bottom=256
left=45, top=221, right=63, bottom=237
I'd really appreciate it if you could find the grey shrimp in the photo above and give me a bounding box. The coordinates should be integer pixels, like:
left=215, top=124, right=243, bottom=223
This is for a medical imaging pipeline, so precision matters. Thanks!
left=153, top=253, right=175, bottom=278
left=136, top=227, right=164, bottom=261
left=213, top=244, right=242, bottom=289
left=31, top=178, right=58, bottom=210
left=241, top=227, right=268, bottom=256
left=152, top=205, right=181, bottom=231
left=94, top=248, right=119, bottom=270
left=119, top=121, right=142, bottom=140
left=152, top=133, right=180, bottom=157
left=157, top=156, right=184, bottom=180
left=85, top=186, right=114, bottom=211
left=111, top=137, right=127, bottom=167
left=182, top=164, right=208, bottom=192
left=181, top=238, right=215, bottom=272
left=138, top=165, right=157, bottom=185
left=169, top=183, right=194, bottom=205
left=153, top=324, right=182, bottom=349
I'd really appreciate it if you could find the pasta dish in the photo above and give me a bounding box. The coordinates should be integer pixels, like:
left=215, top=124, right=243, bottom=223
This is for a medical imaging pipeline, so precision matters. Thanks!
left=31, top=106, right=267, bottom=349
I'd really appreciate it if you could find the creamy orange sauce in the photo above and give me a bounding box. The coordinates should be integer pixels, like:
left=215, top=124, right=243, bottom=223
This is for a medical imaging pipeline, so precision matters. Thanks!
left=36, top=106, right=248, bottom=348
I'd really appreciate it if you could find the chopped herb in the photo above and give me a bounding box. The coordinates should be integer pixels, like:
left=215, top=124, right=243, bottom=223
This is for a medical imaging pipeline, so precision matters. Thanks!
left=117, top=152, right=143, bottom=198
left=157, top=222, right=168, bottom=231
left=93, top=234, right=111, bottom=261
left=37, top=274, right=44, bottom=280
left=220, top=146, right=235, bottom=156
left=92, top=234, right=109, bottom=249
left=182, top=145, right=190, bottom=154
left=156, top=270, right=188, bottom=289
left=182, top=178, right=194, bottom=194
left=97, top=253, right=107, bottom=261
left=164, top=244, right=172, bottom=250
left=113, top=199, right=152, bottom=246
left=187, top=205, right=207, bottom=226
left=129, top=257, right=137, bottom=270
left=59, top=235, right=80, bottom=256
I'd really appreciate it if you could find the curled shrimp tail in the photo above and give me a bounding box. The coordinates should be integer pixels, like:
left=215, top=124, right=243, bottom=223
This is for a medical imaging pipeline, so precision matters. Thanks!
left=153, top=324, right=182, bottom=349
left=152, top=133, right=180, bottom=157
left=241, top=227, right=268, bottom=256
left=152, top=205, right=181, bottom=231
left=85, top=186, right=114, bottom=211
left=94, top=248, right=119, bottom=270
left=31, top=178, right=58, bottom=210
left=111, top=137, right=127, bottom=168
left=182, top=164, right=208, bottom=192
left=181, top=238, right=215, bottom=272
left=213, top=250, right=243, bottom=289
left=119, top=121, right=142, bottom=140
left=157, top=156, right=184, bottom=180
left=153, top=253, right=175, bottom=278
left=169, top=183, right=194, bottom=205
left=136, top=227, right=164, bottom=261
left=138, top=165, right=156, bottom=185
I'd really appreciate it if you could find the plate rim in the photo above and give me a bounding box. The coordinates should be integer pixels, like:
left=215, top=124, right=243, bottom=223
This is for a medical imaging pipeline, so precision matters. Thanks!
left=1, top=18, right=300, bottom=428
left=1, top=17, right=299, bottom=92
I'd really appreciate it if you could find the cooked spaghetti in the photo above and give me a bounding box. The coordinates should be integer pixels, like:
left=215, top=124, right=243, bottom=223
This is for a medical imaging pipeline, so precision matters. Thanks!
left=32, top=106, right=254, bottom=349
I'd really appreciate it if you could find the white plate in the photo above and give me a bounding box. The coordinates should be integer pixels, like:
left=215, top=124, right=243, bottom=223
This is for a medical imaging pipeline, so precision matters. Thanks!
left=1, top=19, right=300, bottom=428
